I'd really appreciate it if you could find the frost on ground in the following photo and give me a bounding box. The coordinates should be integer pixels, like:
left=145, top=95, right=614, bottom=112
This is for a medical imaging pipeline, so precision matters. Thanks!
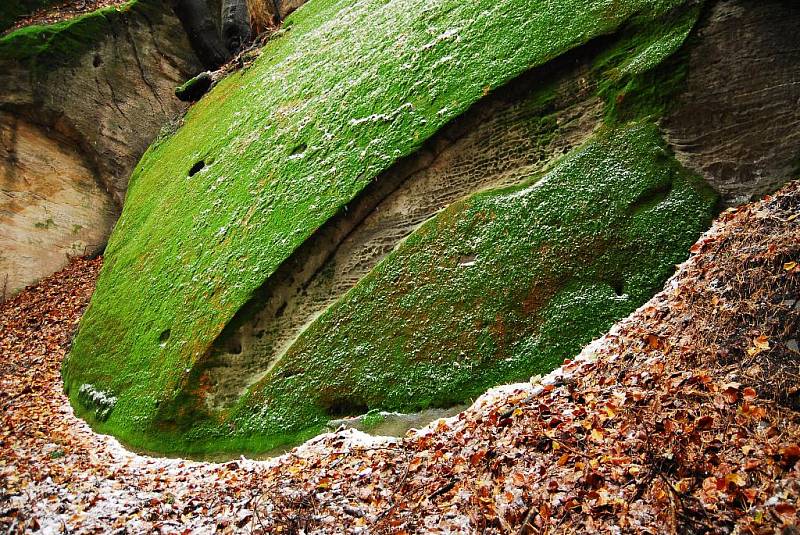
left=1, top=182, right=799, bottom=534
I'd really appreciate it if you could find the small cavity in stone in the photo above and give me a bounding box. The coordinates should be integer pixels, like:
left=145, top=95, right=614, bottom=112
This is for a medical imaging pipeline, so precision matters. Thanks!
left=188, top=160, right=205, bottom=177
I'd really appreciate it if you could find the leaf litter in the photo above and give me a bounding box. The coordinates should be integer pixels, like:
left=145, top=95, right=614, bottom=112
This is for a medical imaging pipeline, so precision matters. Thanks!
left=1, top=181, right=799, bottom=534
left=3, top=0, right=130, bottom=36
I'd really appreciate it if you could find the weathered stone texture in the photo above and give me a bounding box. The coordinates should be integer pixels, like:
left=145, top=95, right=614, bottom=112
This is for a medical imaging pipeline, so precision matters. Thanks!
left=0, top=4, right=202, bottom=296
left=1, top=6, right=201, bottom=205
left=0, top=113, right=116, bottom=297
left=663, top=0, right=800, bottom=205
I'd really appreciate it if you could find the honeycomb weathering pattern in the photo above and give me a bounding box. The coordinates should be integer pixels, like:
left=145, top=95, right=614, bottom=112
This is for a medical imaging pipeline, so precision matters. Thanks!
left=203, top=61, right=604, bottom=409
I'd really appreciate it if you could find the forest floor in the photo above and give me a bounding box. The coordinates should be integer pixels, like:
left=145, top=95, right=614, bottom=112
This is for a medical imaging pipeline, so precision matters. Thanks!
left=3, top=0, right=128, bottom=35
left=1, top=182, right=799, bottom=534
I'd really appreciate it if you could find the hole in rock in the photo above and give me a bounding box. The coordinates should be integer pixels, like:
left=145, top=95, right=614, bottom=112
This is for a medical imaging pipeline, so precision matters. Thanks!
left=159, top=329, right=171, bottom=342
left=459, top=254, right=477, bottom=267
left=93, top=54, right=103, bottom=68
left=289, top=142, right=307, bottom=156
left=609, top=277, right=625, bottom=297
left=188, top=160, right=205, bottom=177
left=324, top=396, right=369, bottom=418
left=279, top=369, right=302, bottom=379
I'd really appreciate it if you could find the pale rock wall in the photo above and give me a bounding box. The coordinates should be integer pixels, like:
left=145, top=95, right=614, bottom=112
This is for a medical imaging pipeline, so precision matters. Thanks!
left=663, top=0, right=800, bottom=205
left=0, top=113, right=116, bottom=296
left=0, top=3, right=202, bottom=297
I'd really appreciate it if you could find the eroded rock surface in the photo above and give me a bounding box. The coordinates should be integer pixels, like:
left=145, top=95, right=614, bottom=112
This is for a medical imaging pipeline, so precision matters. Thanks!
left=63, top=0, right=800, bottom=456
left=0, top=1, right=202, bottom=295
left=1, top=3, right=201, bottom=204
left=204, top=57, right=604, bottom=409
left=663, top=0, right=800, bottom=205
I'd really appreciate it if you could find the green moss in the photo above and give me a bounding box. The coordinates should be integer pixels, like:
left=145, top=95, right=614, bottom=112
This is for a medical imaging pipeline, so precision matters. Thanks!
left=0, top=0, right=151, bottom=72
left=65, top=381, right=324, bottom=457
left=34, top=217, right=56, bottom=229
left=223, top=121, right=716, bottom=442
left=361, top=410, right=385, bottom=430
left=65, top=0, right=706, bottom=455
left=595, top=4, right=701, bottom=123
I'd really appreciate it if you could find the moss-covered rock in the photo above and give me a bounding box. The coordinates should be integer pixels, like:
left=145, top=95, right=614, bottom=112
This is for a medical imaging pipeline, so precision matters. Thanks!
left=0, top=1, right=141, bottom=70
left=64, top=0, right=714, bottom=455
left=175, top=71, right=215, bottom=102
left=216, top=121, right=717, bottom=449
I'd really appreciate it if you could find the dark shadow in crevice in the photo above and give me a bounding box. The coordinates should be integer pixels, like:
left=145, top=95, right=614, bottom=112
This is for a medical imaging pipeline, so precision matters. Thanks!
left=188, top=159, right=205, bottom=176
left=323, top=396, right=369, bottom=418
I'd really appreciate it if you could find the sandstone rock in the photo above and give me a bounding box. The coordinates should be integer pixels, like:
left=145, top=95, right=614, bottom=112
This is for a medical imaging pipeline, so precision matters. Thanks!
left=663, top=0, right=800, bottom=205
left=0, top=1, right=202, bottom=296
left=221, top=0, right=249, bottom=52
left=63, top=0, right=707, bottom=455
left=174, top=0, right=229, bottom=68
left=60, top=0, right=800, bottom=457
left=0, top=112, right=116, bottom=298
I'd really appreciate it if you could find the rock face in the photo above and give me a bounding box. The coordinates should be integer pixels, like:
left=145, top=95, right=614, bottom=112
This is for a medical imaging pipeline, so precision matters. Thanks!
left=221, top=0, right=250, bottom=52
left=274, top=0, right=308, bottom=19
left=0, top=0, right=202, bottom=296
left=202, top=54, right=606, bottom=411
left=63, top=0, right=798, bottom=456
left=0, top=113, right=116, bottom=299
left=663, top=0, right=800, bottom=205
left=219, top=122, right=716, bottom=441
left=244, top=0, right=309, bottom=24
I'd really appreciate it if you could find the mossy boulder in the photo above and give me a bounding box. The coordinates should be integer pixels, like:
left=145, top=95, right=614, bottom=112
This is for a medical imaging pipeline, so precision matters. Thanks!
left=219, top=121, right=717, bottom=447
left=63, top=0, right=719, bottom=455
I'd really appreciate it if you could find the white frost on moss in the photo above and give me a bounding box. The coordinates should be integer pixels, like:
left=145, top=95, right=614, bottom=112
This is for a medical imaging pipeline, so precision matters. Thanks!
left=78, top=383, right=117, bottom=420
